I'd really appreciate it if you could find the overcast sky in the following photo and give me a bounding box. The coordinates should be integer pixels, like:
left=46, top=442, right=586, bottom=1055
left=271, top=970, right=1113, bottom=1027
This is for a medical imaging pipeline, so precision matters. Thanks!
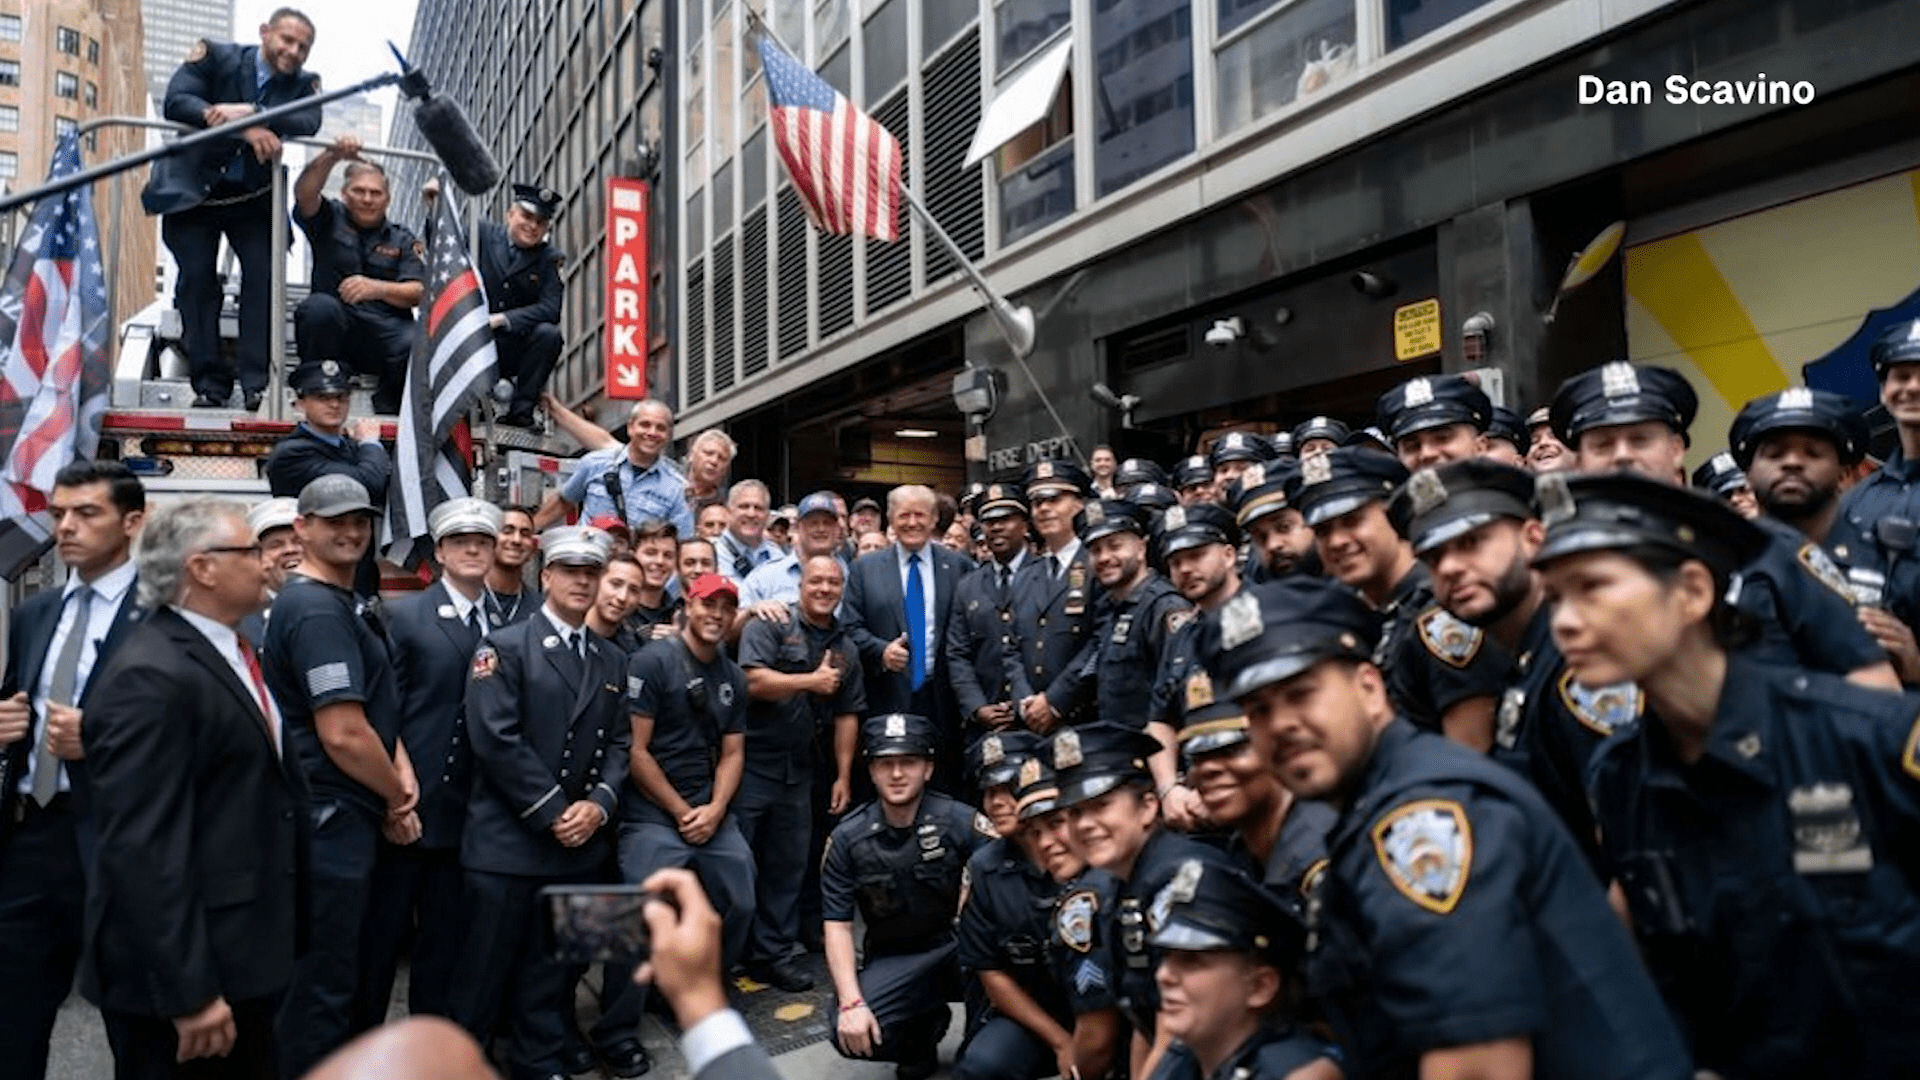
left=232, top=0, right=421, bottom=131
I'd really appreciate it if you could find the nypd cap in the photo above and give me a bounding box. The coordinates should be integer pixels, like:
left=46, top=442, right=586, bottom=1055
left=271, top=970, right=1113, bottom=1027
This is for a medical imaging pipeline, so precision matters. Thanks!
left=1377, top=374, right=1491, bottom=442
left=1549, top=362, right=1698, bottom=444
left=1199, top=578, right=1383, bottom=701
left=1267, top=431, right=1295, bottom=457
left=511, top=182, right=561, bottom=219
left=864, top=713, right=938, bottom=758
left=1147, top=858, right=1304, bottom=964
left=1126, top=483, right=1179, bottom=514
left=429, top=497, right=504, bottom=541
left=1153, top=501, right=1239, bottom=559
left=1114, top=458, right=1169, bottom=491
left=540, top=525, right=612, bottom=567
left=958, top=482, right=989, bottom=519
left=1486, top=406, right=1528, bottom=454
left=1292, top=416, right=1351, bottom=449
left=246, top=496, right=300, bottom=539
left=1076, top=498, right=1148, bottom=544
left=1690, top=452, right=1750, bottom=499
left=1727, top=387, right=1869, bottom=468
left=975, top=482, right=1029, bottom=521
left=1227, top=460, right=1298, bottom=528
left=1023, top=459, right=1091, bottom=500
left=1049, top=721, right=1162, bottom=808
left=1343, top=425, right=1393, bottom=453
left=1388, top=459, right=1535, bottom=557
left=298, top=474, right=378, bottom=519
left=291, top=358, right=353, bottom=397
left=1013, top=756, right=1062, bottom=822
left=1171, top=455, right=1213, bottom=491
left=1531, top=471, right=1768, bottom=576
left=1291, top=447, right=1409, bottom=528
left=1208, top=431, right=1273, bottom=469
left=969, top=729, right=1042, bottom=791
left=1870, top=317, right=1920, bottom=376
left=1174, top=669, right=1250, bottom=762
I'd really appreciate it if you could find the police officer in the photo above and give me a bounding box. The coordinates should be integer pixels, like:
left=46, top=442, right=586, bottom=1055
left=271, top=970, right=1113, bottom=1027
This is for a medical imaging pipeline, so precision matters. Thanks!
left=1484, top=405, right=1529, bottom=467
left=292, top=137, right=425, bottom=415
left=1051, top=722, right=1240, bottom=1078
left=1291, top=416, right=1349, bottom=458
left=824, top=714, right=993, bottom=1079
left=261, top=475, right=413, bottom=1077
left=1199, top=576, right=1692, bottom=1079
left=1296, top=447, right=1506, bottom=747
left=1389, top=460, right=1633, bottom=872
left=1266, top=431, right=1295, bottom=458
left=1209, top=432, right=1274, bottom=494
left=1228, top=461, right=1317, bottom=583
left=1377, top=373, right=1492, bottom=470
left=1536, top=472, right=1920, bottom=1079
left=1832, top=319, right=1920, bottom=635
left=953, top=733, right=1076, bottom=1080
left=1114, top=458, right=1170, bottom=497
left=737, top=556, right=865, bottom=992
left=357, top=497, right=500, bottom=1026
left=1144, top=858, right=1336, bottom=1080
left=1127, top=482, right=1180, bottom=517
left=1146, top=501, right=1245, bottom=738
left=476, top=184, right=567, bottom=427
left=947, top=483, right=1030, bottom=736
left=1171, top=455, right=1216, bottom=507
left=1174, top=681, right=1334, bottom=919
left=145, top=12, right=322, bottom=411
left=1550, top=361, right=1899, bottom=687
left=1006, top=461, right=1099, bottom=734
left=446, top=525, right=631, bottom=1080
left=1525, top=405, right=1570, bottom=472
left=1690, top=450, right=1759, bottom=516
left=1077, top=499, right=1191, bottom=793
left=263, top=359, right=390, bottom=596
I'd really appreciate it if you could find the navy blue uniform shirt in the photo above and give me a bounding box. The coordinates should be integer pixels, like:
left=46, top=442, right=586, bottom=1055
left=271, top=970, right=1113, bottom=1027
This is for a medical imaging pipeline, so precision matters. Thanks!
left=736, top=612, right=865, bottom=784
left=622, top=636, right=747, bottom=825
left=821, top=792, right=990, bottom=957
left=262, top=573, right=401, bottom=817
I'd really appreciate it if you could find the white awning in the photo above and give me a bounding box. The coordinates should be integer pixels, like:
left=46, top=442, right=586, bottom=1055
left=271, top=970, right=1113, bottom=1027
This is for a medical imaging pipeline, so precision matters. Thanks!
left=965, top=38, right=1073, bottom=167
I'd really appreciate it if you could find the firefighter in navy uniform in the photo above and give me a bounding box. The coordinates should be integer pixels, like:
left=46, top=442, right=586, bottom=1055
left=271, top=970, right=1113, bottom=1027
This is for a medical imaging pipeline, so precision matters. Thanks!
left=446, top=525, right=631, bottom=1080
left=1198, top=577, right=1692, bottom=1080
left=946, top=483, right=1031, bottom=737
left=823, top=714, right=993, bottom=1079
left=1537, top=472, right=1920, bottom=1080
left=953, top=733, right=1078, bottom=1080
left=1549, top=361, right=1899, bottom=687
left=1143, top=858, right=1339, bottom=1080
left=1006, top=461, right=1100, bottom=734
left=478, top=184, right=567, bottom=427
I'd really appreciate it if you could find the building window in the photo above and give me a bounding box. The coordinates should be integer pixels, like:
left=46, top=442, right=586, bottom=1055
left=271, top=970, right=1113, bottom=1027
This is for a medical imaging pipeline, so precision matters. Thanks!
left=1214, top=0, right=1356, bottom=135
left=997, top=77, right=1075, bottom=244
left=814, top=0, right=849, bottom=61
left=57, top=26, right=81, bottom=55
left=1092, top=0, right=1194, bottom=197
left=87, top=37, right=100, bottom=64
left=83, top=81, right=98, bottom=108
left=0, top=152, right=17, bottom=180
left=0, top=61, right=18, bottom=87
left=56, top=72, right=80, bottom=99
left=863, top=0, right=907, bottom=104
left=0, top=15, right=19, bottom=42
left=995, top=0, right=1070, bottom=75
left=55, top=117, right=78, bottom=140
left=1386, top=0, right=1496, bottom=49
left=0, top=106, right=16, bottom=132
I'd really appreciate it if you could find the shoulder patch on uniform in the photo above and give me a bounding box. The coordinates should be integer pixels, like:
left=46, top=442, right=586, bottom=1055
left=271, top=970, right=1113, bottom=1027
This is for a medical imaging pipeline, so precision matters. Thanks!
left=1072, top=957, right=1109, bottom=995
left=1370, top=799, right=1472, bottom=915
left=1166, top=607, right=1195, bottom=634
left=1797, top=543, right=1855, bottom=603
left=186, top=39, right=208, bottom=62
left=470, top=646, right=497, bottom=680
left=1903, top=712, right=1920, bottom=782
left=973, top=811, right=998, bottom=838
left=412, top=240, right=426, bottom=258
left=1557, top=673, right=1640, bottom=737
left=1417, top=606, right=1483, bottom=668
left=1057, top=889, right=1098, bottom=953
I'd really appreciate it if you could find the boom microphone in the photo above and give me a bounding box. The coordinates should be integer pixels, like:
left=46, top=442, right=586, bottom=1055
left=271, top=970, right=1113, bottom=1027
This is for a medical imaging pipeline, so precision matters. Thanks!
left=412, top=93, right=502, bottom=195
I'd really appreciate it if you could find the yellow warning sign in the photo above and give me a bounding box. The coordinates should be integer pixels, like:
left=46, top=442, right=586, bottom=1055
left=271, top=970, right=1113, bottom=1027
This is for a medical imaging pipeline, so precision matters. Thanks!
left=1394, top=299, right=1442, bottom=362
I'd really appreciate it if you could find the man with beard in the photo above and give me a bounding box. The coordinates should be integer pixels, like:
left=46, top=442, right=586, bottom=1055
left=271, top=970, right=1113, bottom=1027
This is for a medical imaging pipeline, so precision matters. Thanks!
left=1226, top=462, right=1317, bottom=584
left=483, top=506, right=542, bottom=629
left=1377, top=374, right=1492, bottom=471
left=946, top=484, right=1031, bottom=737
left=1732, top=388, right=1919, bottom=680
left=1198, top=577, right=1691, bottom=1080
left=1550, top=362, right=1898, bottom=688
left=1006, top=462, right=1099, bottom=734
left=1388, top=461, right=1635, bottom=870
left=1293, top=449, right=1505, bottom=748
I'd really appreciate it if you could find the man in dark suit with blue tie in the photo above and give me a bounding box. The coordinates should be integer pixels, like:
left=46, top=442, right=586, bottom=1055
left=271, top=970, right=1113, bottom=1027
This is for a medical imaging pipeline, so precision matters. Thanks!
left=143, top=10, right=322, bottom=411
left=841, top=485, right=969, bottom=788
left=356, top=498, right=501, bottom=1026
left=81, top=499, right=302, bottom=1080
left=0, top=460, right=147, bottom=1080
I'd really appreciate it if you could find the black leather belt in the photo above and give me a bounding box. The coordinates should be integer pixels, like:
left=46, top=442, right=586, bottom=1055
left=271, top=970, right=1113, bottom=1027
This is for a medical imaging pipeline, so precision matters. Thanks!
left=10, top=792, right=72, bottom=824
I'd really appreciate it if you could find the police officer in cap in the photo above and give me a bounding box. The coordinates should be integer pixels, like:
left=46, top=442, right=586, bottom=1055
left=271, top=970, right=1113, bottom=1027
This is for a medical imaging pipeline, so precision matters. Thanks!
left=1832, top=319, right=1920, bottom=634
left=1377, top=373, right=1492, bottom=470
left=1690, top=451, right=1759, bottom=517
left=480, top=184, right=567, bottom=427
left=953, top=732, right=1078, bottom=1080
left=1006, top=460, right=1099, bottom=734
left=1114, top=458, right=1171, bottom=497
left=824, top=713, right=993, bottom=1079
left=1292, top=416, right=1349, bottom=459
left=357, top=497, right=501, bottom=1026
left=1051, top=722, right=1240, bottom=1078
left=1128, top=482, right=1180, bottom=516
left=1228, top=461, right=1317, bottom=583
left=1267, top=431, right=1295, bottom=459
left=1551, top=362, right=1900, bottom=688
left=1209, top=433, right=1274, bottom=494
left=1483, top=405, right=1529, bottom=467
left=264, top=358, right=390, bottom=595
left=1077, top=498, right=1192, bottom=792
left=1198, top=577, right=1692, bottom=1080
left=1144, top=858, right=1336, bottom=1080
left=1389, top=460, right=1633, bottom=872
left=1147, top=501, right=1246, bottom=741
left=1171, top=455, right=1216, bottom=507
left=447, top=525, right=632, bottom=1080
left=947, top=483, right=1032, bottom=735
left=1525, top=405, right=1571, bottom=472
left=1535, top=472, right=1920, bottom=1079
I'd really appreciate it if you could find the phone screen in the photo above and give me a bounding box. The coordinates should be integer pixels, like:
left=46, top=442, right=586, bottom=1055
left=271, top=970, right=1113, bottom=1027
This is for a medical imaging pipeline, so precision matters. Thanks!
left=539, top=885, right=655, bottom=966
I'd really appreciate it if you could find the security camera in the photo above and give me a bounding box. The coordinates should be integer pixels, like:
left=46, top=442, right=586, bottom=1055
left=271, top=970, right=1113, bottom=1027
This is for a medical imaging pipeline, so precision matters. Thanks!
left=1204, top=317, right=1244, bottom=348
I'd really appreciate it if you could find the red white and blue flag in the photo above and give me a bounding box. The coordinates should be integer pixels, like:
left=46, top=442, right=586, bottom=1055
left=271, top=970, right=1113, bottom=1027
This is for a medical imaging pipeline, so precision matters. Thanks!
left=0, top=134, right=112, bottom=579
left=760, top=35, right=902, bottom=242
left=383, top=192, right=495, bottom=568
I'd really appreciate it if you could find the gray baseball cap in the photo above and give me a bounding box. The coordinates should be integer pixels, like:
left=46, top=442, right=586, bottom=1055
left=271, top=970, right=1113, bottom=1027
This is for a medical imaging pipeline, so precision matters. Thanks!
left=298, top=475, right=379, bottom=519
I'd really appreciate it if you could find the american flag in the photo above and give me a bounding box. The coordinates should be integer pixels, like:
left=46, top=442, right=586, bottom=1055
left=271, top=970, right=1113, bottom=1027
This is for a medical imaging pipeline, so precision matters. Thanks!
left=0, top=135, right=111, bottom=579
left=760, top=35, right=902, bottom=242
left=382, top=193, right=496, bottom=567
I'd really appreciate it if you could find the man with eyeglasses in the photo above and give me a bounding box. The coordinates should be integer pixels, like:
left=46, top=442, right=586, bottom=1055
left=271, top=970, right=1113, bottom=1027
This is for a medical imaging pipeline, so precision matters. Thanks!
left=261, top=474, right=417, bottom=1078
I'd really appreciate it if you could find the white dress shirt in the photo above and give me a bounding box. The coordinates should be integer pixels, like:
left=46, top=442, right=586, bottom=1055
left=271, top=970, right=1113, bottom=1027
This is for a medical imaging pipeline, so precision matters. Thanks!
left=22, top=559, right=137, bottom=795
left=178, top=606, right=283, bottom=751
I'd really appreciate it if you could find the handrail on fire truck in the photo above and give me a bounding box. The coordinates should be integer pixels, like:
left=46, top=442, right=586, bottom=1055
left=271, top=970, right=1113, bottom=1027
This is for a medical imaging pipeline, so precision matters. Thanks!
left=71, top=116, right=479, bottom=423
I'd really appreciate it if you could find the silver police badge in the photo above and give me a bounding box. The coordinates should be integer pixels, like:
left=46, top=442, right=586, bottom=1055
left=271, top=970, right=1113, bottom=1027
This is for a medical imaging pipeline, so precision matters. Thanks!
left=1536, top=472, right=1577, bottom=527
left=1777, top=387, right=1814, bottom=412
left=1219, top=592, right=1263, bottom=651
left=1495, top=687, right=1525, bottom=750
left=1301, top=451, right=1334, bottom=487
left=1086, top=502, right=1106, bottom=526
left=1163, top=505, right=1187, bottom=531
left=1242, top=463, right=1266, bottom=490
left=885, top=714, right=907, bottom=738
left=1407, top=469, right=1448, bottom=517
left=542, top=635, right=561, bottom=649
left=1709, top=451, right=1737, bottom=476
left=438, top=604, right=457, bottom=619
left=1053, top=728, right=1083, bottom=769
left=1789, top=782, right=1873, bottom=874
left=982, top=735, right=1005, bottom=767
left=1018, top=757, right=1043, bottom=790
left=718, top=683, right=735, bottom=706
left=320, top=359, right=341, bottom=378
left=1036, top=461, right=1055, bottom=480
left=1600, top=361, right=1639, bottom=398
left=1404, top=378, right=1434, bottom=407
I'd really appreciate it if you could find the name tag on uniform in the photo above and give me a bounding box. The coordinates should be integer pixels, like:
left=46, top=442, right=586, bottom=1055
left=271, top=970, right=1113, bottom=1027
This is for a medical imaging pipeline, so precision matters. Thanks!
left=374, top=244, right=401, bottom=258
left=1790, top=782, right=1874, bottom=874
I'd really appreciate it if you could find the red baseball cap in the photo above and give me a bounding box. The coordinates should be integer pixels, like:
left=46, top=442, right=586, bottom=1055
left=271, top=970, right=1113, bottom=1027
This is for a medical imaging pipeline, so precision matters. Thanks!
left=685, top=572, right=739, bottom=603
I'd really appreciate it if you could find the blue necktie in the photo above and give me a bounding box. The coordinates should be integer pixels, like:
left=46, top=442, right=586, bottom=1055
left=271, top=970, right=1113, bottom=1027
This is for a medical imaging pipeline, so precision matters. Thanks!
left=906, top=552, right=927, bottom=690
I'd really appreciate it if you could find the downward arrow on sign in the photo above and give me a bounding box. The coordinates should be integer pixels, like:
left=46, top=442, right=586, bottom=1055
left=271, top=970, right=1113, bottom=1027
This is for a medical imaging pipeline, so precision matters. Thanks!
left=615, top=364, right=641, bottom=388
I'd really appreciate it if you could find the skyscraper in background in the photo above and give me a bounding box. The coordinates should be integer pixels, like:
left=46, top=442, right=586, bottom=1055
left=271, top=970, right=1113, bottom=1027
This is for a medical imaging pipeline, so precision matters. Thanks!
left=140, top=0, right=231, bottom=107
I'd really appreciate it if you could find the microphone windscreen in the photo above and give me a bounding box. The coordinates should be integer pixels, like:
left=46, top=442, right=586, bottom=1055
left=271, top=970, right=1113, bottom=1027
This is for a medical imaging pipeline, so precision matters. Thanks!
left=413, top=94, right=501, bottom=195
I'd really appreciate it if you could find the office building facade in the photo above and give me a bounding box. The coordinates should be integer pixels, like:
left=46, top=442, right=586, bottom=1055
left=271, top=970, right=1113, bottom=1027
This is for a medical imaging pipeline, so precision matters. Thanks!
left=140, top=0, right=231, bottom=107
